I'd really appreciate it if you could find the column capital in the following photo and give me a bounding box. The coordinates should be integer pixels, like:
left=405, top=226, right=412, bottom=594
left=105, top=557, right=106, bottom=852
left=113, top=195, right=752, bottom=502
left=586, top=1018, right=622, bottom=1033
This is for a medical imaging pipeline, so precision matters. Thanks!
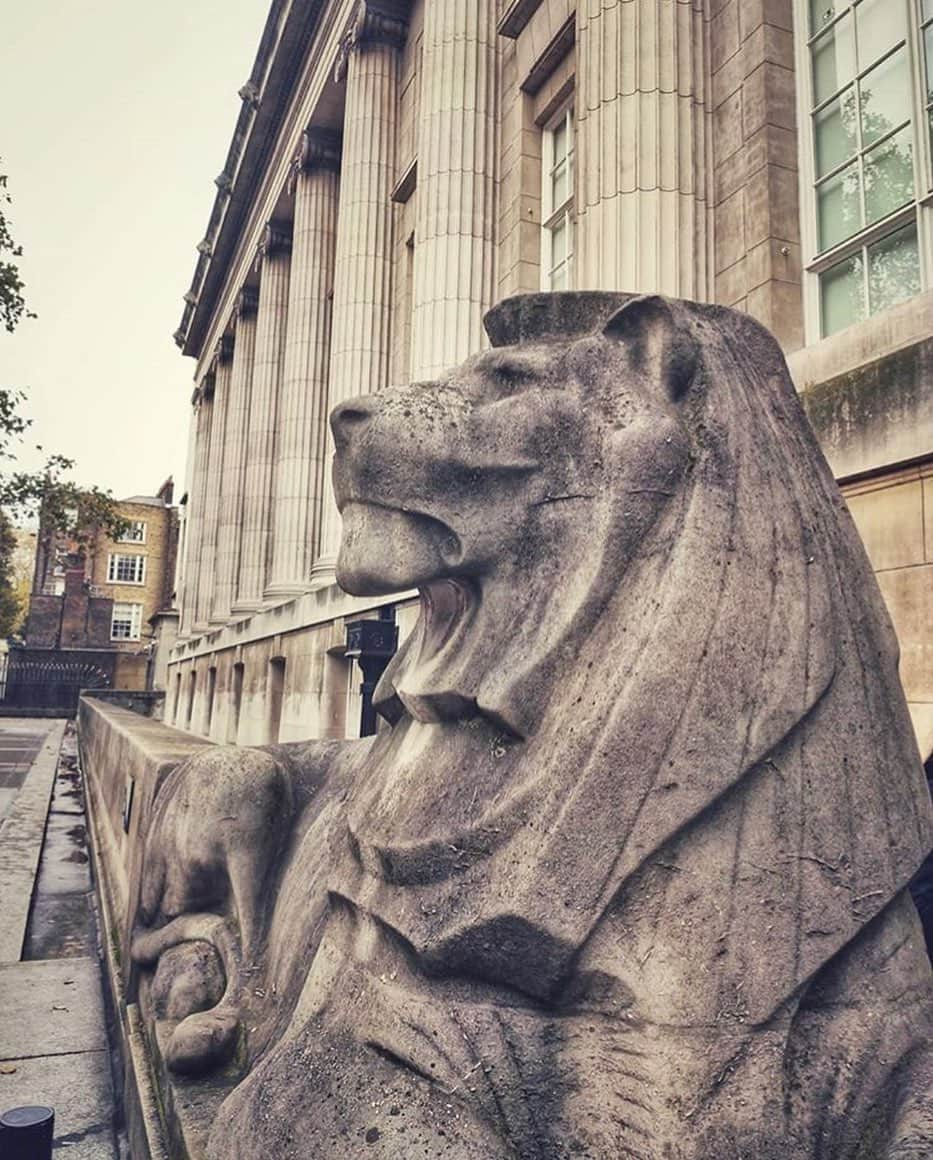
left=299, top=127, right=342, bottom=173
left=214, top=332, right=235, bottom=365
left=260, top=219, right=293, bottom=259
left=336, top=0, right=408, bottom=79
left=235, top=285, right=259, bottom=321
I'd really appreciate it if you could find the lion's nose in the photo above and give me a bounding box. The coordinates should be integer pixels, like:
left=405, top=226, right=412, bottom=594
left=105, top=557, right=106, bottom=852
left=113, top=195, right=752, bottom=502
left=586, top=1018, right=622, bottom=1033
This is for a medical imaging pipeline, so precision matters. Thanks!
left=330, top=395, right=377, bottom=449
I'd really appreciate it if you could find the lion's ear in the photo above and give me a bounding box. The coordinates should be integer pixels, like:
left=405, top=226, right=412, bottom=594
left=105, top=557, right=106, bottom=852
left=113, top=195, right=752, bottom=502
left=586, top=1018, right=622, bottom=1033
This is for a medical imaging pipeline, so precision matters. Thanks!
left=602, top=295, right=697, bottom=402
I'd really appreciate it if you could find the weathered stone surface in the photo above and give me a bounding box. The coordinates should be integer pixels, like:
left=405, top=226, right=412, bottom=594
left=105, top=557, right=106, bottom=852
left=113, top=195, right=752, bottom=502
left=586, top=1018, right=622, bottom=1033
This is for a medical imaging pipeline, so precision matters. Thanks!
left=131, top=293, right=933, bottom=1157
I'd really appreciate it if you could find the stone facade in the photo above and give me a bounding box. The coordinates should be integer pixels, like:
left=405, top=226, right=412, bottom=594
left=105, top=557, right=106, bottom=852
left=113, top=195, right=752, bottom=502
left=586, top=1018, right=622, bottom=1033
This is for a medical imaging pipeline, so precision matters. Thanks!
left=170, top=0, right=933, bottom=756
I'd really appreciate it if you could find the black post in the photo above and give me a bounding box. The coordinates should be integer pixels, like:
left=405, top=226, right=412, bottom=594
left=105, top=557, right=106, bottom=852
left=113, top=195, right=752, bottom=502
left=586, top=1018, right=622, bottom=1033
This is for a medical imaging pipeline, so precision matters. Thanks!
left=345, top=608, right=399, bottom=738
left=0, top=1106, right=55, bottom=1159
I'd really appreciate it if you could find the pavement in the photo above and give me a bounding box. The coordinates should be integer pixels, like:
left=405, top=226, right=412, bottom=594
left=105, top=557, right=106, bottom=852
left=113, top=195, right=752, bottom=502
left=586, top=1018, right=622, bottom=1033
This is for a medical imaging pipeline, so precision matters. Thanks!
left=0, top=718, right=122, bottom=1158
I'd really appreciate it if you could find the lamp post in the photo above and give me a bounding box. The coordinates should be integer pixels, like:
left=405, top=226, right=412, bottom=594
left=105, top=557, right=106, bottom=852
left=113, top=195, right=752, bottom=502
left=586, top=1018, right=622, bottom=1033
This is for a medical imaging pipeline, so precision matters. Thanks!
left=344, top=609, right=398, bottom=738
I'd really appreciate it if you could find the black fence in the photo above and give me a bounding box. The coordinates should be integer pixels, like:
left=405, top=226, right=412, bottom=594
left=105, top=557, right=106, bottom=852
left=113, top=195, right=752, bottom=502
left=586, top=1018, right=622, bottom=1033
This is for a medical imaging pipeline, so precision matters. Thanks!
left=0, top=649, right=114, bottom=715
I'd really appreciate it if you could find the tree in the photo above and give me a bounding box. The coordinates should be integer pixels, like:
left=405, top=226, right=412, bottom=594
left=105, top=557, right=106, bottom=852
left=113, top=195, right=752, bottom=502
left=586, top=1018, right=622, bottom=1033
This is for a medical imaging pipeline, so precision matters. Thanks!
left=0, top=161, right=125, bottom=634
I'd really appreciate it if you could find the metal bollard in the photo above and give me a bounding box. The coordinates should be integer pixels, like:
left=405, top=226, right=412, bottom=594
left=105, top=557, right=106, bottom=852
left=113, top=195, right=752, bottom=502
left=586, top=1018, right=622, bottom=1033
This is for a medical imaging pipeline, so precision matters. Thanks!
left=0, top=1105, right=54, bottom=1159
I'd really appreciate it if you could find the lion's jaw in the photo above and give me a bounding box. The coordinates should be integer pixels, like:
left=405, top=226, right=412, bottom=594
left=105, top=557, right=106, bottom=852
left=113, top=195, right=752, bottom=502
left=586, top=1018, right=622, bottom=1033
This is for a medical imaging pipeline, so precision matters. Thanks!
left=331, top=349, right=691, bottom=739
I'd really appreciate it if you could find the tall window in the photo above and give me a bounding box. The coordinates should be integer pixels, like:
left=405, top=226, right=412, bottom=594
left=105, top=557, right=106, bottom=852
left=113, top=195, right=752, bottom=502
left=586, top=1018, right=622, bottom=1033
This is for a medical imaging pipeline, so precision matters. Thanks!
left=542, top=105, right=574, bottom=291
left=107, top=553, right=146, bottom=584
left=111, top=602, right=142, bottom=641
left=802, top=0, right=929, bottom=337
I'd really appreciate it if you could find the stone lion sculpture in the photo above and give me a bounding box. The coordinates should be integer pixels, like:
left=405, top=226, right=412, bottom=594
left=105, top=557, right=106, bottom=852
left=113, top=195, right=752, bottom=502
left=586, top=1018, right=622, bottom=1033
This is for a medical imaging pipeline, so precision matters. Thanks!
left=132, top=292, right=932, bottom=1158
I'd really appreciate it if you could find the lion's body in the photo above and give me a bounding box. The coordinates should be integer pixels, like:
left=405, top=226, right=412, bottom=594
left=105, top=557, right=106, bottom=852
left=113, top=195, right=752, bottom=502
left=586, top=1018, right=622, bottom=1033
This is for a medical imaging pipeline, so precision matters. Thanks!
left=135, top=293, right=932, bottom=1158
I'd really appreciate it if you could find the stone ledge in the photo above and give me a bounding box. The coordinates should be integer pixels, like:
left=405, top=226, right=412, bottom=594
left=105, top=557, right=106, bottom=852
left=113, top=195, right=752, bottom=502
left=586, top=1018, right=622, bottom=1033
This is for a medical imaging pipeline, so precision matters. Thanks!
left=79, top=697, right=217, bottom=1159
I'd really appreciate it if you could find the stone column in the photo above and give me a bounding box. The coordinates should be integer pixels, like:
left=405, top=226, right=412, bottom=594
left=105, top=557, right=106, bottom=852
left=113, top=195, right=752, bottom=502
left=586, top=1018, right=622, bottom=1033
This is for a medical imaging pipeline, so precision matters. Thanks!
left=233, top=225, right=292, bottom=614
left=214, top=288, right=258, bottom=622
left=179, top=382, right=212, bottom=639
left=265, top=131, right=341, bottom=601
left=411, top=0, right=498, bottom=379
left=311, top=0, right=406, bottom=587
left=193, top=335, right=234, bottom=630
left=575, top=0, right=709, bottom=298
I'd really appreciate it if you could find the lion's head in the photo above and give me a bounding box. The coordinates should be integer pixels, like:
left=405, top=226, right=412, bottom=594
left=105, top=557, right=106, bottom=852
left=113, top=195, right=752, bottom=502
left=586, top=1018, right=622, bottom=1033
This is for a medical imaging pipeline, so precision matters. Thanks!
left=332, top=291, right=932, bottom=1017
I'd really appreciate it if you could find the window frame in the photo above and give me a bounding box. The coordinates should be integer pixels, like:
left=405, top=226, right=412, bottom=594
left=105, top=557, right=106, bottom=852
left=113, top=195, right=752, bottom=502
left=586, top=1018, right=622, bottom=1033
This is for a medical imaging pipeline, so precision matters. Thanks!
left=107, top=552, right=147, bottom=586
left=117, top=520, right=147, bottom=545
left=110, top=601, right=143, bottom=642
left=795, top=0, right=933, bottom=340
left=540, top=102, right=575, bottom=292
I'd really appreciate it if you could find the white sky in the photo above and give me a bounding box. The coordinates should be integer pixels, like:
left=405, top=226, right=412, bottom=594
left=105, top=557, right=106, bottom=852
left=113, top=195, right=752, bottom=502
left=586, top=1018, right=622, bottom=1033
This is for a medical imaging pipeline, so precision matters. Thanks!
left=0, top=1, right=269, bottom=502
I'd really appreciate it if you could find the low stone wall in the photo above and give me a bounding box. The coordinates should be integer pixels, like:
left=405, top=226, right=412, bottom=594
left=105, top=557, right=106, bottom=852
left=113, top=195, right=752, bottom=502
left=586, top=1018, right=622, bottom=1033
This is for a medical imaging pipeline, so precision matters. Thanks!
left=77, top=695, right=213, bottom=1158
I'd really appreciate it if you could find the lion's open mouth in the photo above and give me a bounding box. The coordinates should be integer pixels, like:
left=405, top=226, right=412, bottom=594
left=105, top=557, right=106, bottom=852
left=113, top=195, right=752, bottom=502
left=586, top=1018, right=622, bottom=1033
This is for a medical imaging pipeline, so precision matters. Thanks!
left=418, top=577, right=478, bottom=657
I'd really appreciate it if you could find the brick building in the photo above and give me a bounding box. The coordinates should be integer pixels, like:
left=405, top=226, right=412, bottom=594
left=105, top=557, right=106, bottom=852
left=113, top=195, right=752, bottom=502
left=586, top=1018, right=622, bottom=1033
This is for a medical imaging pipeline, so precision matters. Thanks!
left=167, top=0, right=932, bottom=755
left=25, top=480, right=179, bottom=690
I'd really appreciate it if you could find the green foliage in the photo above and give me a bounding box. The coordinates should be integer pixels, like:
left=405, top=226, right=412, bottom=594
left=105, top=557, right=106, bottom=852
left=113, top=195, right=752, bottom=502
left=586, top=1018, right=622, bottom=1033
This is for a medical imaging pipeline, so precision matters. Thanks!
left=0, top=510, right=22, bottom=637
left=0, top=162, right=126, bottom=635
left=0, top=166, right=35, bottom=334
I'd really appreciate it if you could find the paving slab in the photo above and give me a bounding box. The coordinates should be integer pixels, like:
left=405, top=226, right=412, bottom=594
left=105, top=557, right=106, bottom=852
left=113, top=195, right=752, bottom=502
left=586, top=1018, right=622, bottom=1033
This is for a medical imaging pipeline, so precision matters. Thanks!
left=0, top=1048, right=117, bottom=1158
left=0, top=958, right=108, bottom=1060
left=0, top=720, right=66, bottom=960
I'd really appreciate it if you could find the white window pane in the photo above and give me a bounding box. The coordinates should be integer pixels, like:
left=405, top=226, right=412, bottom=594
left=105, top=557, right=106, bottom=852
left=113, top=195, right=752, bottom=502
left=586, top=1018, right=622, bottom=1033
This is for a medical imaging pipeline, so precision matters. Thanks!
left=925, top=0, right=933, bottom=20
left=864, top=126, right=914, bottom=223
left=817, top=162, right=862, bottom=249
left=551, top=159, right=569, bottom=209
left=814, top=91, right=858, bottom=177
left=550, top=216, right=568, bottom=265
left=859, top=49, right=911, bottom=147
left=553, top=117, right=568, bottom=164
left=868, top=222, right=920, bottom=314
left=812, top=17, right=856, bottom=105
left=924, top=25, right=933, bottom=104
left=810, top=0, right=846, bottom=35
left=549, top=262, right=569, bottom=291
left=855, top=0, right=907, bottom=68
left=821, top=253, right=865, bottom=336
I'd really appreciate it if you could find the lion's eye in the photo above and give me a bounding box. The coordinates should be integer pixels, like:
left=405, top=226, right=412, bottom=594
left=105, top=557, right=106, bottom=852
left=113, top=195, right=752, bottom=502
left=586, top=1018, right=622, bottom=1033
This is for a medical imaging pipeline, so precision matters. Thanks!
left=488, top=360, right=538, bottom=394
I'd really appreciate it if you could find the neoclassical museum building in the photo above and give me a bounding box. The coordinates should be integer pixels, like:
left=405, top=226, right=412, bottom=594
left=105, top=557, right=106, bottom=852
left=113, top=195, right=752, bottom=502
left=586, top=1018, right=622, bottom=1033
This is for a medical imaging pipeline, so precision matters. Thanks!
left=165, top=0, right=933, bottom=758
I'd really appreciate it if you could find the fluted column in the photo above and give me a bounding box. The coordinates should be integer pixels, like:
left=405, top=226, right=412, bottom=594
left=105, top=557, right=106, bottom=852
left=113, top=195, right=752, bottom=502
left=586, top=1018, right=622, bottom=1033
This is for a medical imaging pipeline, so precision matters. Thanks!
left=266, top=131, right=341, bottom=600
left=411, top=0, right=498, bottom=379
left=311, top=0, right=405, bottom=587
left=214, top=288, right=258, bottom=622
left=233, top=225, right=292, bottom=612
left=576, top=0, right=709, bottom=298
left=194, top=335, right=233, bottom=629
left=179, top=383, right=212, bottom=638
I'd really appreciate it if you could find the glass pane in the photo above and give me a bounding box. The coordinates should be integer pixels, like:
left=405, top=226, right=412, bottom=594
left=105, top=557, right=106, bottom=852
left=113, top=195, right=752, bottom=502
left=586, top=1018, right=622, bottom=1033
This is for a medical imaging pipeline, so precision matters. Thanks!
left=550, top=217, right=567, bottom=266
left=817, top=162, right=862, bottom=249
left=812, top=17, right=856, bottom=104
left=855, top=0, right=907, bottom=68
left=551, top=158, right=569, bottom=209
left=925, top=25, right=933, bottom=103
left=814, top=90, right=858, bottom=177
left=925, top=0, right=933, bottom=20
left=821, top=254, right=865, bottom=336
left=864, top=125, right=914, bottom=223
left=553, top=117, right=568, bottom=165
left=810, top=0, right=846, bottom=35
left=859, top=49, right=911, bottom=147
left=868, top=222, right=920, bottom=314
left=549, top=261, right=569, bottom=291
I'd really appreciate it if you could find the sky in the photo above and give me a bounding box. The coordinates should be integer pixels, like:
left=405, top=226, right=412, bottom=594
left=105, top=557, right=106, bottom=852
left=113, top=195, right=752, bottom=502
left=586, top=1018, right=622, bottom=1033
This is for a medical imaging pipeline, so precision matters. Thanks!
left=0, top=1, right=269, bottom=503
